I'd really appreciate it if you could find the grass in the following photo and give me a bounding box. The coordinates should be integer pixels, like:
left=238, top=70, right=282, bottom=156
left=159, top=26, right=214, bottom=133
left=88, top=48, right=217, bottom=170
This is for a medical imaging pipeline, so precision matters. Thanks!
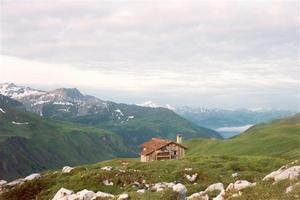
left=0, top=155, right=294, bottom=200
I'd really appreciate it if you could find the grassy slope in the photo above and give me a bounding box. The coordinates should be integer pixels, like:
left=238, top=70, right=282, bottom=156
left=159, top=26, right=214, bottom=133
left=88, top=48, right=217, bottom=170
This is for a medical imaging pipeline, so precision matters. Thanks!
left=1, top=155, right=299, bottom=200
left=186, top=114, right=300, bottom=159
left=0, top=101, right=134, bottom=181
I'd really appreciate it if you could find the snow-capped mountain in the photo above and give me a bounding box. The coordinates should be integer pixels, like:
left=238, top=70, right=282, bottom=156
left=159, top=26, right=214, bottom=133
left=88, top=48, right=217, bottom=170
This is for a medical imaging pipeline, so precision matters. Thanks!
left=137, top=101, right=176, bottom=111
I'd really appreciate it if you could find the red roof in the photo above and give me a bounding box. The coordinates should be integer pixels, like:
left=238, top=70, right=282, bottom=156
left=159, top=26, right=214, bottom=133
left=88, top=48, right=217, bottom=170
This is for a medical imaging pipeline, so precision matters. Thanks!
left=140, top=138, right=187, bottom=156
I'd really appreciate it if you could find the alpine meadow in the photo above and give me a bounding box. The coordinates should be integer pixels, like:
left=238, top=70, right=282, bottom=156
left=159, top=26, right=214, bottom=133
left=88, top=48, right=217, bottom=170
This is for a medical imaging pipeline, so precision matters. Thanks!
left=0, top=1, right=299, bottom=200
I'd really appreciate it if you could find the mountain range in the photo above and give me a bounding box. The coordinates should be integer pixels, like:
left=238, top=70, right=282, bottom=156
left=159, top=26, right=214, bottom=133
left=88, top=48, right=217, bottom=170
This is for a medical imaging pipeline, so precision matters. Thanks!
left=0, top=83, right=221, bottom=180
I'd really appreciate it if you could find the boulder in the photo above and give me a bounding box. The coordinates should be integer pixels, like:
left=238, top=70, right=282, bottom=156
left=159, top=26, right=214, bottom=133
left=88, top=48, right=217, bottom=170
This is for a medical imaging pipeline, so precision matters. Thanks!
left=76, top=189, right=96, bottom=200
left=118, top=193, right=129, bottom=200
left=52, top=188, right=74, bottom=200
left=7, top=179, right=25, bottom=187
left=24, top=173, right=41, bottom=181
left=226, top=180, right=256, bottom=192
left=172, top=183, right=187, bottom=198
left=204, top=182, right=224, bottom=193
left=231, top=173, right=239, bottom=178
left=92, top=191, right=114, bottom=199
left=62, top=166, right=74, bottom=173
left=263, top=166, right=300, bottom=183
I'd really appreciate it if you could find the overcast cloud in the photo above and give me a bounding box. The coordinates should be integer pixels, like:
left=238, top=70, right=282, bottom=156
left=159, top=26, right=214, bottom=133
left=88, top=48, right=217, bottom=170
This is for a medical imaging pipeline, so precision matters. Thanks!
left=0, top=0, right=299, bottom=110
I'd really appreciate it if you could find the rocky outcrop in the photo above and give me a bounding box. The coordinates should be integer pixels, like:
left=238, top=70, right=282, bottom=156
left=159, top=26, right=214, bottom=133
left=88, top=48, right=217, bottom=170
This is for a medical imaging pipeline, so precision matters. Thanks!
left=263, top=165, right=300, bottom=183
left=52, top=188, right=115, bottom=200
left=62, top=166, right=74, bottom=173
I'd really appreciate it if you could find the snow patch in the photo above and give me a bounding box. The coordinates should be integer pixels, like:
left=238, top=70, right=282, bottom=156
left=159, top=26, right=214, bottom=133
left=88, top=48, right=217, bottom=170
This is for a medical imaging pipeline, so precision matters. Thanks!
left=12, top=121, right=29, bottom=125
left=0, top=108, right=5, bottom=114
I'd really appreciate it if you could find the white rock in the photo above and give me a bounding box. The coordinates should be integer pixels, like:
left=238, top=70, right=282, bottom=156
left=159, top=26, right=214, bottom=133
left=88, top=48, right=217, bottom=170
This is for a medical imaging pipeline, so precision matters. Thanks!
left=52, top=188, right=74, bottom=200
left=185, top=168, right=193, bottom=171
left=204, top=182, right=224, bottom=193
left=62, top=166, right=74, bottom=173
left=0, top=180, right=7, bottom=187
left=137, top=189, right=146, bottom=193
left=286, top=183, right=299, bottom=193
left=157, top=187, right=164, bottom=192
left=185, top=173, right=198, bottom=182
left=7, top=179, right=25, bottom=186
left=172, top=183, right=187, bottom=198
left=231, top=173, right=239, bottom=178
left=103, top=180, right=114, bottom=186
left=92, top=191, right=114, bottom=199
left=101, top=166, right=113, bottom=171
left=76, top=189, right=95, bottom=200
left=118, top=193, right=129, bottom=200
left=226, top=180, right=256, bottom=192
left=263, top=166, right=300, bottom=183
left=24, top=173, right=41, bottom=181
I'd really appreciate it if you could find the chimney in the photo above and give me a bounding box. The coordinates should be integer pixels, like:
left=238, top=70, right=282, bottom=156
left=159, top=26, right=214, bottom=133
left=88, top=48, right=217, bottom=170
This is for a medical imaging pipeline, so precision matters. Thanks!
left=176, top=134, right=182, bottom=144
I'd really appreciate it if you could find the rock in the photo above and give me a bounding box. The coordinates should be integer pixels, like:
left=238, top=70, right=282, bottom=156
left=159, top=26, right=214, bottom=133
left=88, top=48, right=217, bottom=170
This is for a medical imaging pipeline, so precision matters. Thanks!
left=103, top=180, right=114, bottom=186
left=263, top=166, right=300, bottom=183
left=92, top=191, right=114, bottom=199
left=137, top=189, right=146, bottom=193
left=52, top=188, right=74, bottom=200
left=118, top=193, right=129, bottom=200
left=226, top=180, right=256, bottom=192
left=157, top=187, right=164, bottom=192
left=62, top=166, right=74, bottom=173
left=24, top=173, right=41, bottom=181
left=172, top=183, right=187, bottom=198
left=0, top=180, right=7, bottom=187
left=286, top=183, right=299, bottom=193
left=231, top=173, right=239, bottom=178
left=185, top=173, right=198, bottom=182
left=101, top=166, right=113, bottom=171
left=185, top=168, right=193, bottom=171
left=187, top=191, right=208, bottom=200
left=7, top=179, right=25, bottom=186
left=204, top=182, right=224, bottom=193
left=76, top=189, right=96, bottom=200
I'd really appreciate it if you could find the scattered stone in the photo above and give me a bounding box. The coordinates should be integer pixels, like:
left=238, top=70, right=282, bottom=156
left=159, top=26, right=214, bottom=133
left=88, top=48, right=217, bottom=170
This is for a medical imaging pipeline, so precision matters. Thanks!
left=204, top=183, right=224, bottom=193
left=172, top=183, right=187, bottom=199
left=231, top=191, right=242, bottom=197
left=103, top=180, right=114, bottom=186
left=118, top=193, right=129, bottom=200
left=185, top=168, right=193, bottom=171
left=0, top=180, right=7, bottom=187
left=137, top=189, right=146, bottom=193
left=62, top=166, right=74, bottom=173
left=231, top=173, right=239, bottom=178
left=92, top=191, right=114, bottom=199
left=76, top=189, right=95, bottom=200
left=184, top=173, right=198, bottom=182
left=101, top=166, right=113, bottom=171
left=263, top=165, right=300, bottom=183
left=226, top=180, right=256, bottom=192
left=52, top=188, right=74, bottom=200
left=24, top=173, right=41, bottom=181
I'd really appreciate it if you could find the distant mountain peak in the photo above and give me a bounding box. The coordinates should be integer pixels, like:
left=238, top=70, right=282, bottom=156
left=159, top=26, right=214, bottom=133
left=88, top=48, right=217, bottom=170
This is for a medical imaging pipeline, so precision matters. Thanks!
left=137, top=101, right=176, bottom=111
left=51, top=88, right=84, bottom=100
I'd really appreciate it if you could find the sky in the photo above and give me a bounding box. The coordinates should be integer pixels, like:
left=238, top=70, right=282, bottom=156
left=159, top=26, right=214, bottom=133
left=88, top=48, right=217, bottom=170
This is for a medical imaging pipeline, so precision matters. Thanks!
left=0, top=0, right=299, bottom=110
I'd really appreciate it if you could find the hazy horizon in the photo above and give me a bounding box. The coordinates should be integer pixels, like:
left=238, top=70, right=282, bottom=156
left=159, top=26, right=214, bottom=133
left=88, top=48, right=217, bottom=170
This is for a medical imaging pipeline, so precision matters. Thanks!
left=1, top=0, right=299, bottom=111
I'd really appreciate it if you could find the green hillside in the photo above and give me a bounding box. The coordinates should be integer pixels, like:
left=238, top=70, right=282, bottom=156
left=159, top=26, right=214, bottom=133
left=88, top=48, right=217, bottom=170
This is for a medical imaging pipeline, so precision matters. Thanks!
left=186, top=114, right=300, bottom=159
left=0, top=95, right=134, bottom=181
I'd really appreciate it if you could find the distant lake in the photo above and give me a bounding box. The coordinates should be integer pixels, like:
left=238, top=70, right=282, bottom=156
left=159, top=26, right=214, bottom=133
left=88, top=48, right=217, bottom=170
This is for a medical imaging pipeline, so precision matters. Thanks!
left=216, top=124, right=253, bottom=138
